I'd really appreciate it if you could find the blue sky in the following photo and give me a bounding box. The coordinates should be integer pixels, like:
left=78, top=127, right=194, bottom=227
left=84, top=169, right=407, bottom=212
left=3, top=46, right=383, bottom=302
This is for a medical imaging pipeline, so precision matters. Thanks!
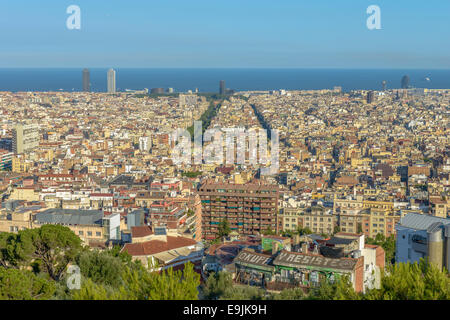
left=1, top=0, right=449, bottom=68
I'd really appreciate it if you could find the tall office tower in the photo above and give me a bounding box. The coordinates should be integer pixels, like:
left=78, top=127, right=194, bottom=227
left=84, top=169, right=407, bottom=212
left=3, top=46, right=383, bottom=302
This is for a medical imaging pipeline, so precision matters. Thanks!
left=367, top=91, right=375, bottom=104
left=382, top=80, right=387, bottom=91
left=107, top=69, right=116, bottom=93
left=219, top=80, right=226, bottom=95
left=82, top=68, right=90, bottom=92
left=401, top=75, right=410, bottom=89
left=198, top=181, right=279, bottom=240
left=12, top=124, right=40, bottom=154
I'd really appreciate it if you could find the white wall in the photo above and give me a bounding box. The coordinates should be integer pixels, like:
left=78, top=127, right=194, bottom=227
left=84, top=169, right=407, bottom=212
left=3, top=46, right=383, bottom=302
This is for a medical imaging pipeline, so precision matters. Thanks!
left=395, top=226, right=427, bottom=264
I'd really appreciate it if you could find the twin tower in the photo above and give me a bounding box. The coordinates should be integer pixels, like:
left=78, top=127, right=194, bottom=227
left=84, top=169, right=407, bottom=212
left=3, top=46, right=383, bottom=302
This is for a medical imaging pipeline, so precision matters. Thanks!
left=82, top=68, right=116, bottom=93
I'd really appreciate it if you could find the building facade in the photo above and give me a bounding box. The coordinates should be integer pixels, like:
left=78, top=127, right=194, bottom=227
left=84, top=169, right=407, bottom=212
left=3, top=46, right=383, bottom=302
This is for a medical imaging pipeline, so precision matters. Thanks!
left=396, top=213, right=450, bottom=272
left=199, top=181, right=279, bottom=240
left=13, top=124, right=40, bottom=154
left=0, top=150, right=13, bottom=170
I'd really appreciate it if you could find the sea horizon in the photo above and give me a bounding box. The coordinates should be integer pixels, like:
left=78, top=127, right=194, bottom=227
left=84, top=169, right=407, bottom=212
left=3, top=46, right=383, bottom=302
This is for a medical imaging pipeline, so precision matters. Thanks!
left=1, top=68, right=449, bottom=93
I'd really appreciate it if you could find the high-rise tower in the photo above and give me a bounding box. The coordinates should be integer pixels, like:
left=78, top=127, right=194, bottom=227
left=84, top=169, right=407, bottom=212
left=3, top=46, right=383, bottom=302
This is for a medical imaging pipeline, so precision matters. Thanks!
left=367, top=91, right=375, bottom=104
left=401, top=75, right=410, bottom=89
left=107, top=69, right=116, bottom=93
left=219, top=80, right=226, bottom=95
left=82, top=68, right=90, bottom=92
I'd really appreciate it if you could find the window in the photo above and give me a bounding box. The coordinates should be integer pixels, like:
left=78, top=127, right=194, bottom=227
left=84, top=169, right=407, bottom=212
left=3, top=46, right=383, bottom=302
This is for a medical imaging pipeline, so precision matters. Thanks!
left=96, top=232, right=101, bottom=237
left=79, top=231, right=84, bottom=236
left=87, top=231, right=92, bottom=236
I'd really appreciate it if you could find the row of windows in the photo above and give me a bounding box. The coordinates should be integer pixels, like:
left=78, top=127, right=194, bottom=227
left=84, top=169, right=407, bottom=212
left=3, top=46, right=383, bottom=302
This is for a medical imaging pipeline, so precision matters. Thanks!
left=78, top=231, right=102, bottom=237
left=305, top=217, right=332, bottom=222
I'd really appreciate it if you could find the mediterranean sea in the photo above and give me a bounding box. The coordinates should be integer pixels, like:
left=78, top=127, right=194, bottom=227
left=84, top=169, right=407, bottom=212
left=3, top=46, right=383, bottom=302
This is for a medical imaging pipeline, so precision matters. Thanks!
left=0, top=68, right=449, bottom=93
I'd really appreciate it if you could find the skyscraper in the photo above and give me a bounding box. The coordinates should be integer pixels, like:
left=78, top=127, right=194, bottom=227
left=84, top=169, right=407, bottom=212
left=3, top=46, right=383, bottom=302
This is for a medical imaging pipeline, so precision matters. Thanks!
left=82, top=68, right=90, bottom=92
left=401, top=75, right=410, bottom=89
left=219, top=80, right=226, bottom=95
left=367, top=91, right=375, bottom=104
left=107, top=69, right=116, bottom=93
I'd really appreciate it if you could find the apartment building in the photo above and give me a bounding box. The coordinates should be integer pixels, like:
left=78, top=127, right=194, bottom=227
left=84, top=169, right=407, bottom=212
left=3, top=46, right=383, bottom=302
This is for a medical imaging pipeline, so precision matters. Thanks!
left=296, top=205, right=335, bottom=235
left=0, top=150, right=13, bottom=170
left=13, top=124, right=40, bottom=154
left=34, top=208, right=120, bottom=245
left=198, top=180, right=279, bottom=240
left=334, top=195, right=402, bottom=238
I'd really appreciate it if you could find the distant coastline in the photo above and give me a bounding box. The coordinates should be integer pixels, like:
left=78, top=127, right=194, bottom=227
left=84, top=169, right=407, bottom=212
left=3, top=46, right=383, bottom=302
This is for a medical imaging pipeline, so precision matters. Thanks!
left=0, top=68, right=449, bottom=93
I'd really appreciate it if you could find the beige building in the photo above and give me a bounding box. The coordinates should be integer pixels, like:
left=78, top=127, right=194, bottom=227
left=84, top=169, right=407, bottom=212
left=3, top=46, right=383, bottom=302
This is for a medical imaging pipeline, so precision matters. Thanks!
left=13, top=124, right=40, bottom=154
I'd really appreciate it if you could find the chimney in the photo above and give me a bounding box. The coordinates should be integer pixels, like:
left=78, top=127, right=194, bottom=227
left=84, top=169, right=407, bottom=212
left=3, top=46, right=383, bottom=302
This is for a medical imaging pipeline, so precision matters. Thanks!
left=293, top=234, right=300, bottom=245
left=301, top=242, right=308, bottom=254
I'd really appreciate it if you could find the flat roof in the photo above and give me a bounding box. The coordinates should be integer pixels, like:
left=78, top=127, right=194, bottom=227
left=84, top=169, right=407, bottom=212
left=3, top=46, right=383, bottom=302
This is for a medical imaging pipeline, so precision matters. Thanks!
left=399, top=213, right=450, bottom=231
left=35, top=208, right=103, bottom=226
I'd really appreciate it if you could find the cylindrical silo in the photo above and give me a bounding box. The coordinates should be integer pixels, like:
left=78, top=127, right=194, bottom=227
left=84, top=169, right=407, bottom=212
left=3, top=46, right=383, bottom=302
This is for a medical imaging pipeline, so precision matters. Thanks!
left=427, top=223, right=444, bottom=270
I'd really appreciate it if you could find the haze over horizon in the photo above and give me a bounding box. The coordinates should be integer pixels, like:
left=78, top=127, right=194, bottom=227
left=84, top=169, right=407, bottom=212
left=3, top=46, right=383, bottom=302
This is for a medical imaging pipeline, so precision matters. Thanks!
left=1, top=0, right=449, bottom=69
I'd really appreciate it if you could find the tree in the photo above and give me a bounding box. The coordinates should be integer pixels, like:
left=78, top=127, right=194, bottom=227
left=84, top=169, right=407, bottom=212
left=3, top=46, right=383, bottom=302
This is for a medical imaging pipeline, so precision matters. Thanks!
left=203, top=271, right=268, bottom=300
left=333, top=226, right=341, bottom=234
left=366, top=234, right=396, bottom=265
left=220, top=286, right=267, bottom=300
left=365, top=259, right=450, bottom=300
left=262, top=227, right=276, bottom=236
left=357, top=223, right=363, bottom=234
left=0, top=231, right=35, bottom=269
left=297, top=227, right=312, bottom=236
left=308, top=275, right=361, bottom=300
left=28, top=225, right=82, bottom=280
left=75, top=250, right=125, bottom=288
left=272, top=288, right=305, bottom=300
left=0, top=267, right=55, bottom=300
left=181, top=171, right=203, bottom=178
left=203, top=271, right=233, bottom=300
left=71, top=278, right=128, bottom=300
left=187, top=209, right=195, bottom=217
left=0, top=232, right=11, bottom=268
left=217, top=219, right=231, bottom=239
left=0, top=226, right=82, bottom=279
left=72, top=262, right=200, bottom=300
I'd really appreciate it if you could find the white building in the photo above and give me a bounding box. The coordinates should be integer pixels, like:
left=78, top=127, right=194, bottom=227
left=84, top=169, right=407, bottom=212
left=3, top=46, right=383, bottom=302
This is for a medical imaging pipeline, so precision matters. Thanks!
left=396, top=213, right=450, bottom=270
left=139, top=136, right=151, bottom=152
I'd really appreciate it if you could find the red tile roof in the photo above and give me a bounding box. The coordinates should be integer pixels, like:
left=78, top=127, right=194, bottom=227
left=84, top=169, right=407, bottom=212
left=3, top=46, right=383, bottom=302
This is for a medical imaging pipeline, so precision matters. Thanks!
left=122, top=236, right=197, bottom=256
left=131, top=226, right=153, bottom=238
